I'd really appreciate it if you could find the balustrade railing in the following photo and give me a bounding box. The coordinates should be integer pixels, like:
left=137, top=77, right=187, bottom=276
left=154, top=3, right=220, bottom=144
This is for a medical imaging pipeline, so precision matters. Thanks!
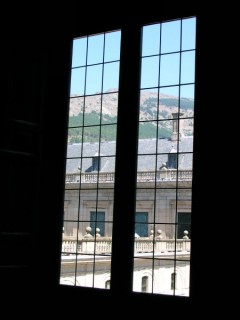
left=65, top=169, right=192, bottom=184
left=61, top=237, right=190, bottom=255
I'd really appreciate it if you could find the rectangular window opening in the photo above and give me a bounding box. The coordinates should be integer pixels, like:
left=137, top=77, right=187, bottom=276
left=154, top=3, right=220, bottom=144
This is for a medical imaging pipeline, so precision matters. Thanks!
left=60, top=29, right=121, bottom=289
left=133, top=16, right=196, bottom=297
left=59, top=15, right=196, bottom=298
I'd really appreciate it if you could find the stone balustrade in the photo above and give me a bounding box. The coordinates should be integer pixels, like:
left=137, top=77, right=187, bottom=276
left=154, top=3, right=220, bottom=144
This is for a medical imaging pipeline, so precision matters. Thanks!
left=65, top=169, right=192, bottom=184
left=62, top=234, right=190, bottom=255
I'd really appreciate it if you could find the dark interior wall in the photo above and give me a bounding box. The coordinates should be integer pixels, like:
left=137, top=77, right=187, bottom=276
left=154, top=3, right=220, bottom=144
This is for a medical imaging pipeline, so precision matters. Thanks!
left=1, top=3, right=225, bottom=314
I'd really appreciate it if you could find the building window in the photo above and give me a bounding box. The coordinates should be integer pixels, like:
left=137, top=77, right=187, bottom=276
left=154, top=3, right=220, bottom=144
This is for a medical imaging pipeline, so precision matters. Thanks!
left=142, top=276, right=149, bottom=292
left=135, top=212, right=148, bottom=237
left=105, top=280, right=111, bottom=289
left=177, top=212, right=191, bottom=239
left=60, top=15, right=196, bottom=297
left=171, top=272, right=177, bottom=290
left=90, top=211, right=105, bottom=236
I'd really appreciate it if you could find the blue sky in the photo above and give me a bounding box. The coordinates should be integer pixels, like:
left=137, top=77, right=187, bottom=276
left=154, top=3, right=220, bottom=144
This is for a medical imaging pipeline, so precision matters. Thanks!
left=70, top=17, right=196, bottom=99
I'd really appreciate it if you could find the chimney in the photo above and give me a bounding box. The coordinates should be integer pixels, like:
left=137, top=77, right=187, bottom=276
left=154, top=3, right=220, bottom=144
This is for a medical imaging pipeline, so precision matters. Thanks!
left=171, top=112, right=184, bottom=141
left=92, top=152, right=102, bottom=171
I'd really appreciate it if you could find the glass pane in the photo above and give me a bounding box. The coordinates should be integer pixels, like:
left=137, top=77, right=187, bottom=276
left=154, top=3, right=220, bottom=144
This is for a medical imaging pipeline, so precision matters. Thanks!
left=69, top=97, right=84, bottom=125
left=67, top=126, right=83, bottom=144
left=139, top=89, right=158, bottom=121
left=104, top=31, right=121, bottom=62
left=101, top=93, right=118, bottom=124
left=141, top=56, right=159, bottom=89
left=161, top=20, right=181, bottom=53
left=70, top=67, right=85, bottom=96
left=180, top=84, right=195, bottom=112
left=142, top=23, right=160, bottom=56
left=76, top=254, right=94, bottom=287
left=159, top=85, right=179, bottom=98
left=158, top=119, right=173, bottom=139
left=101, top=124, right=117, bottom=142
left=160, top=53, right=180, bottom=86
left=101, top=139, right=116, bottom=156
left=82, top=138, right=100, bottom=157
left=181, top=51, right=195, bottom=84
left=138, top=121, right=158, bottom=141
left=60, top=255, right=77, bottom=286
left=86, top=64, right=103, bottom=95
left=179, top=119, right=194, bottom=147
left=62, top=221, right=79, bottom=238
left=137, top=154, right=157, bottom=172
left=178, top=152, right=193, bottom=170
left=182, top=17, right=196, bottom=50
left=93, top=254, right=112, bottom=289
left=87, top=34, right=104, bottom=65
left=72, top=37, right=87, bottom=68
left=154, top=190, right=177, bottom=224
left=84, top=95, right=101, bottom=126
left=175, top=259, right=190, bottom=296
left=103, top=61, right=120, bottom=93
left=136, top=195, right=155, bottom=225
left=65, top=158, right=81, bottom=187
left=133, top=258, right=153, bottom=293
left=153, top=259, right=175, bottom=295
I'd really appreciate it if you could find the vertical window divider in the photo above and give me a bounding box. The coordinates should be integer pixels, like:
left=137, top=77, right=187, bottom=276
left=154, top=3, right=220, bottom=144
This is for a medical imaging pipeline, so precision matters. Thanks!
left=111, top=23, right=142, bottom=295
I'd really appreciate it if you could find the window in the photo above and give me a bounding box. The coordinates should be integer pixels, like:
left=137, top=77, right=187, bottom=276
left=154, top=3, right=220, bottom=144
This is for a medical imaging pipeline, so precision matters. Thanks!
left=105, top=280, right=111, bottom=289
left=90, top=211, right=105, bottom=236
left=135, top=212, right=148, bottom=237
left=60, top=15, right=196, bottom=298
left=171, top=272, right=177, bottom=290
left=60, top=29, right=121, bottom=288
left=142, top=276, right=149, bottom=292
left=133, top=17, right=195, bottom=296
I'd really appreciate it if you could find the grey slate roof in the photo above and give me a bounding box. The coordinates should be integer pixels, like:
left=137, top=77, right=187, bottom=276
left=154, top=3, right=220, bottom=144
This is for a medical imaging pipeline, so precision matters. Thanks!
left=66, top=136, right=193, bottom=173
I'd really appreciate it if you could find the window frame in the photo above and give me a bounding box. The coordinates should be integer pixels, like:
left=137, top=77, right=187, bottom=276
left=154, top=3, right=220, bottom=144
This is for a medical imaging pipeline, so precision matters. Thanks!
left=57, top=11, right=200, bottom=305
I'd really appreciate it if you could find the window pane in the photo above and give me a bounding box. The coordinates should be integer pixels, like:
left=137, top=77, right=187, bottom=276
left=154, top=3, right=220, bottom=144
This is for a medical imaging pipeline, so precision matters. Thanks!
left=86, top=64, right=103, bottom=95
left=142, top=23, right=160, bottom=56
left=139, top=89, right=158, bottom=121
left=161, top=20, right=181, bottom=53
left=70, top=67, right=85, bottom=96
left=72, top=37, right=87, bottom=68
left=141, top=56, right=159, bottom=89
left=104, top=31, right=121, bottom=62
left=103, top=62, right=120, bottom=92
left=138, top=121, right=158, bottom=141
left=181, top=51, right=195, bottom=84
left=84, top=95, right=101, bottom=126
left=68, top=97, right=84, bottom=126
left=101, top=92, right=118, bottom=124
left=87, top=34, right=104, bottom=65
left=182, top=17, right=196, bottom=50
left=160, top=53, right=180, bottom=86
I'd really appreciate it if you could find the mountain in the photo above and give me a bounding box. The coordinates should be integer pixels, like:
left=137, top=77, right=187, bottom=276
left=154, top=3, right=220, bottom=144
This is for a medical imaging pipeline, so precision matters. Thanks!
left=68, top=89, right=194, bottom=143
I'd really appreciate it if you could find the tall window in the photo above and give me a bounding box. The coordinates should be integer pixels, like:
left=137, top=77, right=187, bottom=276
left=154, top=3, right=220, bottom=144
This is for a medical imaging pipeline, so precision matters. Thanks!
left=60, top=16, right=196, bottom=297
left=60, top=30, right=121, bottom=289
left=133, top=17, right=195, bottom=296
